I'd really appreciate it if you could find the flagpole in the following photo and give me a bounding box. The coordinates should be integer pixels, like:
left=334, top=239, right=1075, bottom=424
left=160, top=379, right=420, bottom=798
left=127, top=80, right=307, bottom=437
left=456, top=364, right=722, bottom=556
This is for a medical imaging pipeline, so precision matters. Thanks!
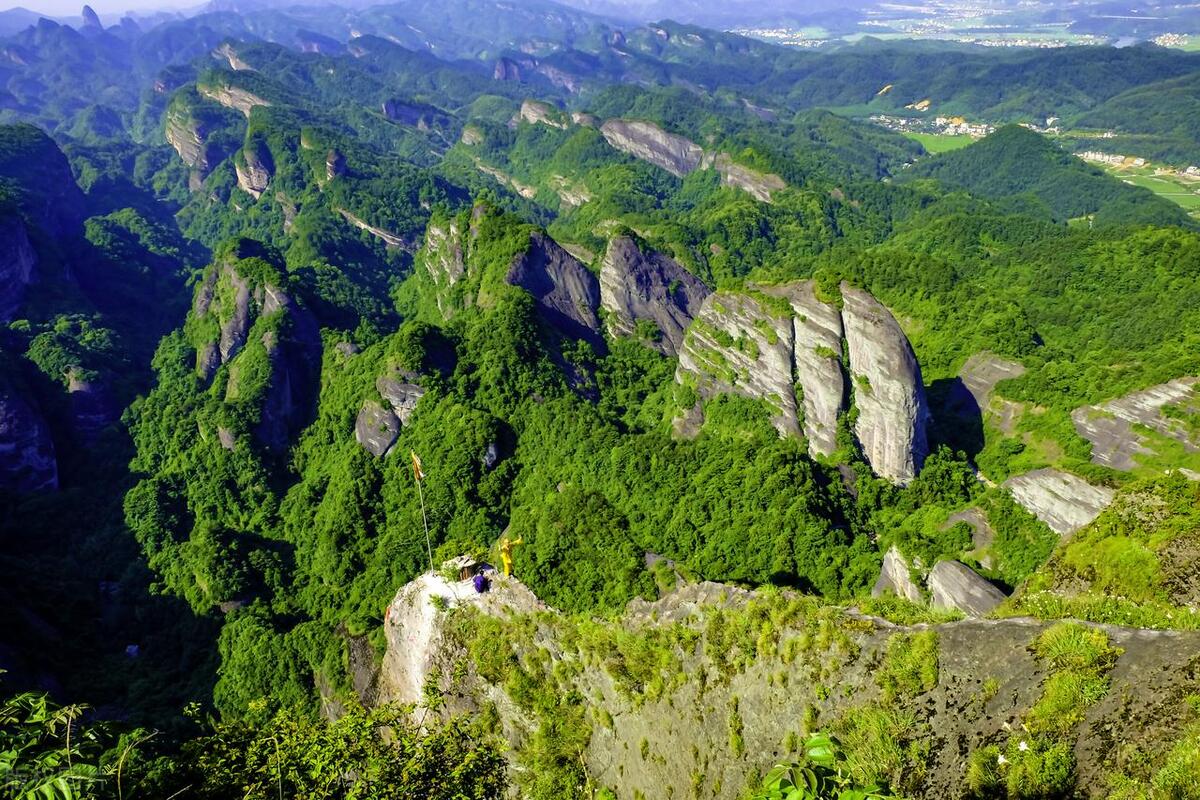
left=417, top=477, right=433, bottom=573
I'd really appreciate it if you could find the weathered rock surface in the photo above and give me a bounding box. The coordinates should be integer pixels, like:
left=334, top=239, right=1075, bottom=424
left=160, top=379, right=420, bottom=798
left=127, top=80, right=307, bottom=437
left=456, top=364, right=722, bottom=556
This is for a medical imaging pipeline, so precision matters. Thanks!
left=870, top=545, right=922, bottom=603
left=66, top=370, right=116, bottom=441
left=928, top=560, right=1007, bottom=617
left=235, top=144, right=273, bottom=200
left=198, top=83, right=270, bottom=117
left=337, top=209, right=409, bottom=250
left=213, top=42, right=253, bottom=71
left=376, top=375, right=425, bottom=425
left=0, top=216, right=36, bottom=322
left=376, top=576, right=1200, bottom=800
left=355, top=400, right=400, bottom=457
left=0, top=382, right=57, bottom=492
left=516, top=99, right=567, bottom=129
left=421, top=219, right=466, bottom=314
left=956, top=352, right=1026, bottom=413
left=505, top=232, right=603, bottom=348
left=600, top=119, right=704, bottom=178
left=1004, top=468, right=1116, bottom=536
left=379, top=570, right=544, bottom=706
left=676, top=291, right=798, bottom=437
left=1071, top=377, right=1199, bottom=471
left=599, top=235, right=709, bottom=356
left=841, top=283, right=929, bottom=485
left=762, top=281, right=845, bottom=457
left=703, top=152, right=786, bottom=202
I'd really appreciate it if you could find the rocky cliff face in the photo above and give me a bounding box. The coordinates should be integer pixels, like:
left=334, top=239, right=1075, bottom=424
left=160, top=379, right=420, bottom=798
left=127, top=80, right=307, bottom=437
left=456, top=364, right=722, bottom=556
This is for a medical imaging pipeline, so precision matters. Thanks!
left=600, top=119, right=704, bottom=178
left=0, top=216, right=36, bottom=322
left=676, top=291, right=799, bottom=437
left=599, top=236, right=709, bottom=356
left=762, top=281, right=845, bottom=457
left=1071, top=377, right=1199, bottom=472
left=235, top=143, right=273, bottom=200
left=871, top=545, right=922, bottom=603
left=505, top=232, right=603, bottom=349
left=374, top=576, right=1200, bottom=800
left=1003, top=469, right=1115, bottom=536
left=841, top=283, right=930, bottom=485
left=66, top=369, right=116, bottom=442
left=198, top=83, right=270, bottom=117
left=515, top=99, right=567, bottom=129
left=0, top=379, right=57, bottom=493
left=598, top=118, right=786, bottom=200
left=190, top=260, right=320, bottom=452
left=674, top=282, right=927, bottom=480
left=928, top=560, right=1007, bottom=617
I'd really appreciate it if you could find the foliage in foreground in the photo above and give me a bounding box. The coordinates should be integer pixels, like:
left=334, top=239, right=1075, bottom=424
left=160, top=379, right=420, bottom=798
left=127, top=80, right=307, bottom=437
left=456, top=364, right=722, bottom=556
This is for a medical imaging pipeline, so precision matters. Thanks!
left=750, top=732, right=897, bottom=800
left=0, top=681, right=507, bottom=800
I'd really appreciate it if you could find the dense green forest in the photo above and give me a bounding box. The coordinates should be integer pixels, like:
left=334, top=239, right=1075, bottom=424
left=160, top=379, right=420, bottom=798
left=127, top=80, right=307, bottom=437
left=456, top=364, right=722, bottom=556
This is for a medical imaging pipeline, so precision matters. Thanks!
left=1, top=1, right=1200, bottom=797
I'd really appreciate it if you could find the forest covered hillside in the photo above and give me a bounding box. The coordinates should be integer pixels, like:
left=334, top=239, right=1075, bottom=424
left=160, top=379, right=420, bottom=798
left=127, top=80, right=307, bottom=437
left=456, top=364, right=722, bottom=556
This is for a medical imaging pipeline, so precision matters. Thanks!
left=0, top=1, right=1199, bottom=798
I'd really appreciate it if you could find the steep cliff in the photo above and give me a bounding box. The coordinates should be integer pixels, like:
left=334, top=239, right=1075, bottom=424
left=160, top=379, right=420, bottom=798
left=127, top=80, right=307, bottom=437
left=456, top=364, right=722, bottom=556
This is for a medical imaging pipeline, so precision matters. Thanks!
left=188, top=246, right=320, bottom=452
left=761, top=281, right=845, bottom=458
left=676, top=290, right=799, bottom=437
left=234, top=141, right=273, bottom=200
left=376, top=575, right=1200, bottom=800
left=0, top=372, right=57, bottom=493
left=841, top=283, right=930, bottom=485
left=674, top=282, right=928, bottom=480
left=599, top=235, right=709, bottom=356
left=504, top=232, right=603, bottom=349
left=599, top=118, right=704, bottom=178
left=0, top=124, right=86, bottom=238
left=0, top=215, right=36, bottom=322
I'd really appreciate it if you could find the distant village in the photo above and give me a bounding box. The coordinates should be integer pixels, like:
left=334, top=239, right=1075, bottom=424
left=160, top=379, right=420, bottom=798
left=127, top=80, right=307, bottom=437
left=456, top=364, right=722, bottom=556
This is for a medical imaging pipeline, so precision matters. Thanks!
left=1077, top=151, right=1200, bottom=181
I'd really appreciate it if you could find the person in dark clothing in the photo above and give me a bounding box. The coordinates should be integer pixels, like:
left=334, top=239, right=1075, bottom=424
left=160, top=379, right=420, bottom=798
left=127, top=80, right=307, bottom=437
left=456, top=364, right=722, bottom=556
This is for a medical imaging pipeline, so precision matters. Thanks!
left=473, top=571, right=489, bottom=593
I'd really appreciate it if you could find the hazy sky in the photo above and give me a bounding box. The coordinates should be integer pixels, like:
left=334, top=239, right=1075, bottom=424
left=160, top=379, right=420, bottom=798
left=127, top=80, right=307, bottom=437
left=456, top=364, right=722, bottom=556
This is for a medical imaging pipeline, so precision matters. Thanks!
left=2, top=0, right=194, bottom=18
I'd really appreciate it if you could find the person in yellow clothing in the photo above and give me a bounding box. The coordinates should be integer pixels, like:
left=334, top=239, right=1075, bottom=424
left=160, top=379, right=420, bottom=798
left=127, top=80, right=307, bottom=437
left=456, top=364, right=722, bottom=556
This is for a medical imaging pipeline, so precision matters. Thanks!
left=499, top=535, right=523, bottom=577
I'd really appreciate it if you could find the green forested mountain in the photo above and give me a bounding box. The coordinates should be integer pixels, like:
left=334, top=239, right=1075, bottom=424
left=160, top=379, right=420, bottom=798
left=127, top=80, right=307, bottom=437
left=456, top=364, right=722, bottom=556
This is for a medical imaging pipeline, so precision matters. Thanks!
left=1, top=2, right=1200, bottom=798
left=897, top=124, right=1195, bottom=225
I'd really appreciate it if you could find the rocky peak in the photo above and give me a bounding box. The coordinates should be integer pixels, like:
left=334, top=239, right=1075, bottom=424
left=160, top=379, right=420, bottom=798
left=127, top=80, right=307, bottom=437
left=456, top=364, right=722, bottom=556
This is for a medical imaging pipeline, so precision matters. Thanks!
left=599, top=235, right=709, bottom=356
left=870, top=545, right=921, bottom=603
left=504, top=232, right=603, bottom=349
left=80, top=5, right=101, bottom=29
left=326, top=149, right=346, bottom=181
left=198, top=82, right=270, bottom=118
left=841, top=283, right=930, bottom=485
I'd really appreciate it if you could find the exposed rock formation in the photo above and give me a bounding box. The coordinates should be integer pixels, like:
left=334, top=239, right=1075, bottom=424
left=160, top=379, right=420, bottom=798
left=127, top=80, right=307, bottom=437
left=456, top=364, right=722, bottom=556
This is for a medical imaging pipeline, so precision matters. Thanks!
left=1003, top=468, right=1115, bottom=536
left=1072, top=377, right=1199, bottom=471
left=928, top=560, right=1006, bottom=617
left=505, top=232, right=603, bottom=348
left=599, top=236, right=709, bottom=356
left=66, top=370, right=116, bottom=441
left=376, top=375, right=425, bottom=425
left=493, top=57, right=521, bottom=81
left=0, top=216, right=36, bottom=322
left=600, top=119, right=704, bottom=178
left=234, top=143, right=273, bottom=200
left=355, top=400, right=400, bottom=457
left=599, top=119, right=786, bottom=200
left=870, top=545, right=922, bottom=603
left=326, top=149, right=346, bottom=181
left=703, top=152, right=787, bottom=202
left=676, top=291, right=798, bottom=437
left=673, top=281, right=927, bottom=476
left=213, top=42, right=253, bottom=71
left=841, top=283, right=929, bottom=485
left=376, top=576, right=1200, bottom=799
left=422, top=219, right=466, bottom=294
left=0, top=381, right=57, bottom=492
left=80, top=4, right=101, bottom=29
left=190, top=258, right=320, bottom=451
left=515, top=99, right=568, bottom=129
left=337, top=209, right=409, bottom=250
left=761, top=281, right=845, bottom=457
left=198, top=83, right=270, bottom=117
left=474, top=160, right=537, bottom=199
left=460, top=126, right=484, bottom=146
